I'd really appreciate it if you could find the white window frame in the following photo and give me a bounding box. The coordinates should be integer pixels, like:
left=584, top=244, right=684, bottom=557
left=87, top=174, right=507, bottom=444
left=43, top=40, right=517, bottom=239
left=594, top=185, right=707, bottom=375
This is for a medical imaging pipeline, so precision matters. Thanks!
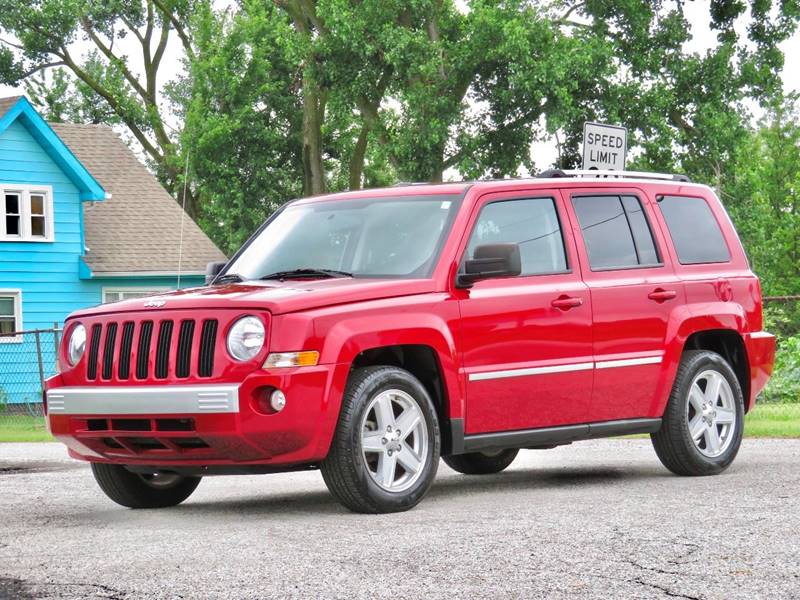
left=1, top=184, right=55, bottom=242
left=0, top=289, right=23, bottom=344
left=102, top=287, right=171, bottom=304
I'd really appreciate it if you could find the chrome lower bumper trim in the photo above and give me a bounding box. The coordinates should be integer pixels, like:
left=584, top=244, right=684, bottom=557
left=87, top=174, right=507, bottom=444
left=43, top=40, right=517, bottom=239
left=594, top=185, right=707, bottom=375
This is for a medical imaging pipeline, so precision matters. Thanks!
left=46, top=384, right=240, bottom=415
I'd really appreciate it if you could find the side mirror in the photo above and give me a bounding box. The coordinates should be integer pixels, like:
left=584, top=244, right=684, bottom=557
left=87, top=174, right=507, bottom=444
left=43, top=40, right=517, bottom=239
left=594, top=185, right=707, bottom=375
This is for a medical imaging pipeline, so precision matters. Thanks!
left=205, top=261, right=227, bottom=285
left=456, top=243, right=522, bottom=288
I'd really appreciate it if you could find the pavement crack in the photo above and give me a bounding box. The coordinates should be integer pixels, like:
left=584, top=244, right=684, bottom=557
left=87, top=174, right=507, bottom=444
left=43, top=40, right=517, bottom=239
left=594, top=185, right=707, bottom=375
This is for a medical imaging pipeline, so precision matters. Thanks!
left=620, top=558, right=703, bottom=600
left=623, top=557, right=687, bottom=577
left=630, top=576, right=703, bottom=600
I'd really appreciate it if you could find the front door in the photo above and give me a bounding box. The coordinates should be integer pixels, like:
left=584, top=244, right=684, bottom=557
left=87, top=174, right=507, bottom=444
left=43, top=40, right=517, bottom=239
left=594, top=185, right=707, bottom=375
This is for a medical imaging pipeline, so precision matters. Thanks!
left=457, top=191, right=594, bottom=434
left=564, top=188, right=684, bottom=422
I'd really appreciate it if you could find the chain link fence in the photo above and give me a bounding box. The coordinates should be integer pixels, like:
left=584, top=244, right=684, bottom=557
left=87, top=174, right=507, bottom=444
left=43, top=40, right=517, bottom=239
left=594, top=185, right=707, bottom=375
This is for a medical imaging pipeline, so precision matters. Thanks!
left=0, top=326, right=60, bottom=440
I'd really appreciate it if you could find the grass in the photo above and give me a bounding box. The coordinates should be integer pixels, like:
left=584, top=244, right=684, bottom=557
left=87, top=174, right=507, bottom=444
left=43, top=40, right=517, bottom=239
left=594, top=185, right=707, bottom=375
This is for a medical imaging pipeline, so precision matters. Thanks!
left=743, top=403, right=800, bottom=438
left=0, top=415, right=53, bottom=442
left=0, top=403, right=799, bottom=442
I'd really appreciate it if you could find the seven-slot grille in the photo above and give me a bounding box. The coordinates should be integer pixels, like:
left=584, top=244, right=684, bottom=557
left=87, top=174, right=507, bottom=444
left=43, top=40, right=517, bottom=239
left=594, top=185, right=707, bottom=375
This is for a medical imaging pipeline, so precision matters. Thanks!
left=86, top=319, right=218, bottom=381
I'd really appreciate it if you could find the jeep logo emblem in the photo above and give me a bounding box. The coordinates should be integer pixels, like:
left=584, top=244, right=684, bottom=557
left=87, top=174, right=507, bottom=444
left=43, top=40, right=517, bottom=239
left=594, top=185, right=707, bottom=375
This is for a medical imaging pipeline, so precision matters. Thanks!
left=143, top=299, right=166, bottom=308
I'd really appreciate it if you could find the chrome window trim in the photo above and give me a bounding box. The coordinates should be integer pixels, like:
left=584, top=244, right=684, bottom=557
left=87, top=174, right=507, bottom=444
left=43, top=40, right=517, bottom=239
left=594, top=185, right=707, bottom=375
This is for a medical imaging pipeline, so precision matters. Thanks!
left=46, top=384, right=239, bottom=415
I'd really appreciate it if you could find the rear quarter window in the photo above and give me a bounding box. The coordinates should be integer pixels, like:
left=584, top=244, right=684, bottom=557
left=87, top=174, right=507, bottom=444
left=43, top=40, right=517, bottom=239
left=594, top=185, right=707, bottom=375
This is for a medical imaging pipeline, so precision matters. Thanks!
left=657, top=195, right=730, bottom=264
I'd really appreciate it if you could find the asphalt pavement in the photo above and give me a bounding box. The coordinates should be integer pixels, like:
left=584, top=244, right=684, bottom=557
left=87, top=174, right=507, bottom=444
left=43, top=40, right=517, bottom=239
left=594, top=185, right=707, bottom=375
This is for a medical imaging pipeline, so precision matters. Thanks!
left=1, top=439, right=799, bottom=599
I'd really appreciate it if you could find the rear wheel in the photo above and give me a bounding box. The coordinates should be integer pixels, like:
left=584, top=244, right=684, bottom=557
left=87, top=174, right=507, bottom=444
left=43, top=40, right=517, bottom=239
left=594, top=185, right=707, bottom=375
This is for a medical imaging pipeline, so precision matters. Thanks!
left=652, top=350, right=744, bottom=476
left=91, top=463, right=201, bottom=508
left=443, top=449, right=519, bottom=475
left=321, top=366, right=440, bottom=513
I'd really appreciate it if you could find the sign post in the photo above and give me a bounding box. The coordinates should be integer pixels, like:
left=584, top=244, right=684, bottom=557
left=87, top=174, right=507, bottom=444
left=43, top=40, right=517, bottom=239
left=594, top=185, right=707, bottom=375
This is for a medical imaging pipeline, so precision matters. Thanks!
left=582, top=122, right=627, bottom=171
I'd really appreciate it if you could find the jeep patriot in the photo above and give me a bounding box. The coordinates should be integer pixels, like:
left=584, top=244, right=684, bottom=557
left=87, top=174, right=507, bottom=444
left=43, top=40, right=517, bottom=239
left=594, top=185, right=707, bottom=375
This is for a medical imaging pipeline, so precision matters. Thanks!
left=45, top=170, right=777, bottom=513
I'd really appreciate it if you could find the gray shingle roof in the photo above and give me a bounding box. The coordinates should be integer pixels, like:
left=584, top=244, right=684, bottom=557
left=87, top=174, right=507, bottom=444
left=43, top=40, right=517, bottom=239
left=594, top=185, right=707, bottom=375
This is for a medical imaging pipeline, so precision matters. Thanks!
left=0, top=96, right=22, bottom=116
left=48, top=123, right=225, bottom=275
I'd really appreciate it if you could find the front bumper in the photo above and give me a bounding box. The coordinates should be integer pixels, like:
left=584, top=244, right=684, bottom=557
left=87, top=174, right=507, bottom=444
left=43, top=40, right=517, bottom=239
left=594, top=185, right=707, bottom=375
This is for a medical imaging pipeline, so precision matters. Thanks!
left=47, top=384, right=240, bottom=415
left=45, top=364, right=350, bottom=468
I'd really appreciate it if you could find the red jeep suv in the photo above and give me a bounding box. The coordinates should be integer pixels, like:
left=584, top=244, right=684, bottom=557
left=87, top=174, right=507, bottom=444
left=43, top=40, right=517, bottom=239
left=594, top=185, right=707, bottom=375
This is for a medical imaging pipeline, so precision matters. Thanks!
left=45, top=170, right=776, bottom=513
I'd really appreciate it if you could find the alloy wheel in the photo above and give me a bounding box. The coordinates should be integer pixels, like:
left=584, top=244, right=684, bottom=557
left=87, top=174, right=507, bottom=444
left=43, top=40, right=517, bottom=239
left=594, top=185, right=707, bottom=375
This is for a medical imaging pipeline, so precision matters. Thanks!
left=360, top=389, right=429, bottom=492
left=686, top=369, right=737, bottom=458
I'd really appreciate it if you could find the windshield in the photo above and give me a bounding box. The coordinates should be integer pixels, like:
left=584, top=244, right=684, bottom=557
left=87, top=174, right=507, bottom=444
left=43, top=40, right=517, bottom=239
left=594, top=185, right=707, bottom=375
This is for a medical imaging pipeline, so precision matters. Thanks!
left=225, top=194, right=462, bottom=280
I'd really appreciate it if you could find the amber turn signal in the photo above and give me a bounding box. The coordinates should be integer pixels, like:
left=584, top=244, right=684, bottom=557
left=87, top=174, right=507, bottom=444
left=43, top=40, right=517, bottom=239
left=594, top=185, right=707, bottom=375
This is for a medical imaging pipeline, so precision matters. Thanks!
left=263, top=351, right=320, bottom=368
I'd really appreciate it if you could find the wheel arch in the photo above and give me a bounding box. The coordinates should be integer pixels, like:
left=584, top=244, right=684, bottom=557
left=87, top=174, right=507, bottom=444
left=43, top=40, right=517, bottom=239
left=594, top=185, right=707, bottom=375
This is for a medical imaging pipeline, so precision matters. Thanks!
left=683, top=329, right=749, bottom=412
left=655, top=308, right=751, bottom=416
left=351, top=344, right=458, bottom=454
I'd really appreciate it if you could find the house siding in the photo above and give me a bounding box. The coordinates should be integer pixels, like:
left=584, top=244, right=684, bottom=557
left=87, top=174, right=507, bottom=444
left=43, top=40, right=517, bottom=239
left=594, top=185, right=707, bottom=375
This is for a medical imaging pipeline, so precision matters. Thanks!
left=0, top=119, right=204, bottom=405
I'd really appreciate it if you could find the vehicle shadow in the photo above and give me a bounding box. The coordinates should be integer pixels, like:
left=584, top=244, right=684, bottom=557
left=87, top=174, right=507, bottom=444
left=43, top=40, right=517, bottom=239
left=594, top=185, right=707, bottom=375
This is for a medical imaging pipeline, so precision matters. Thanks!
left=177, top=464, right=671, bottom=517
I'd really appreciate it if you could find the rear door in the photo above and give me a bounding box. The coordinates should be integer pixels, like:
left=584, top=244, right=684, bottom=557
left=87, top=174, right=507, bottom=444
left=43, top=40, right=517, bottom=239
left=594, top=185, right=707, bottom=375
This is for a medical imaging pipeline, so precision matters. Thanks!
left=564, top=187, right=683, bottom=422
left=457, top=189, right=594, bottom=434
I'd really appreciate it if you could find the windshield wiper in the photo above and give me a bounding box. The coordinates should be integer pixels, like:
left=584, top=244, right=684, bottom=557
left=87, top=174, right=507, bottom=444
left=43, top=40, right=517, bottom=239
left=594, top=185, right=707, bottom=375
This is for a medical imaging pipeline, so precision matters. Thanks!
left=213, top=273, right=245, bottom=284
left=259, top=268, right=353, bottom=281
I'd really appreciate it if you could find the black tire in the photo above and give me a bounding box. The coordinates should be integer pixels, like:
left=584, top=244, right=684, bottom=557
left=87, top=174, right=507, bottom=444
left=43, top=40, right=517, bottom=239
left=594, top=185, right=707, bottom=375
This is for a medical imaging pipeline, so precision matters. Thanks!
left=91, top=463, right=201, bottom=508
left=652, top=350, right=744, bottom=476
left=443, top=449, right=519, bottom=475
left=321, top=366, right=441, bottom=513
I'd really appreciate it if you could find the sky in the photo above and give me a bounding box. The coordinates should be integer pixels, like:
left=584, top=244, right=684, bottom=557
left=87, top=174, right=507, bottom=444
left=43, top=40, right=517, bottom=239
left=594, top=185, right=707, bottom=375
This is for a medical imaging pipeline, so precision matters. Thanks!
left=1, top=0, right=798, bottom=174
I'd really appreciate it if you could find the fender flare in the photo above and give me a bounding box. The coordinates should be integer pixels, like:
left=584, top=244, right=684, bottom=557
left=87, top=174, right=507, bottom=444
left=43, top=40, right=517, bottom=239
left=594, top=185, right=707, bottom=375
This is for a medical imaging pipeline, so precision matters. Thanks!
left=320, top=311, right=463, bottom=418
left=649, top=303, right=748, bottom=416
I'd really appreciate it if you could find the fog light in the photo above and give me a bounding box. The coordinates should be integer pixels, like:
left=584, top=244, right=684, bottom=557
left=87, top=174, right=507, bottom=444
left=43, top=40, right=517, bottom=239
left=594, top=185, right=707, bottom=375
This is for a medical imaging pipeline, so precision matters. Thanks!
left=270, top=389, right=287, bottom=412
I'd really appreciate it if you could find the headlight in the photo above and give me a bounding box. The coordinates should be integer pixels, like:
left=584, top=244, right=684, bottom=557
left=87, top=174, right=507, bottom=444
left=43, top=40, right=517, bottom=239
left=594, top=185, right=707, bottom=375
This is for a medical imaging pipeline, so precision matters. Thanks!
left=67, top=323, right=86, bottom=366
left=226, top=316, right=265, bottom=362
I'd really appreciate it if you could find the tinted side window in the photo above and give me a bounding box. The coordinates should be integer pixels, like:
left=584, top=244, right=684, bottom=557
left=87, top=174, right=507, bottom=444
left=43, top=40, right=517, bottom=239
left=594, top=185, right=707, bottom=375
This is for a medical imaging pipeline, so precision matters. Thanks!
left=657, top=195, right=730, bottom=264
left=572, top=195, right=660, bottom=270
left=466, top=198, right=567, bottom=276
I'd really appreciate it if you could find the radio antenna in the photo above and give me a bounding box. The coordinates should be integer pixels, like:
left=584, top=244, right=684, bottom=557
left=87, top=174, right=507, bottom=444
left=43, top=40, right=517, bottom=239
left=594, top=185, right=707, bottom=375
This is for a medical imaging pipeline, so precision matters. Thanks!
left=176, top=152, right=189, bottom=290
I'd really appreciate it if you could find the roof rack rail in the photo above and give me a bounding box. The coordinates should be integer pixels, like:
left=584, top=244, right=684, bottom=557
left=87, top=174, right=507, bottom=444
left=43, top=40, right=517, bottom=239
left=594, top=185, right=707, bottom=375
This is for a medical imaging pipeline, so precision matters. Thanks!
left=537, top=169, right=691, bottom=183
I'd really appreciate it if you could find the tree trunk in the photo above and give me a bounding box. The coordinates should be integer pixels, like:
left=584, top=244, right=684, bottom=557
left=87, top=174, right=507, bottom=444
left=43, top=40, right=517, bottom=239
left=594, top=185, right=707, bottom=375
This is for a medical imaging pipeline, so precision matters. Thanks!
left=429, top=146, right=445, bottom=183
left=349, top=69, right=393, bottom=190
left=302, top=72, right=326, bottom=196
left=349, top=125, right=370, bottom=189
left=176, top=185, right=199, bottom=221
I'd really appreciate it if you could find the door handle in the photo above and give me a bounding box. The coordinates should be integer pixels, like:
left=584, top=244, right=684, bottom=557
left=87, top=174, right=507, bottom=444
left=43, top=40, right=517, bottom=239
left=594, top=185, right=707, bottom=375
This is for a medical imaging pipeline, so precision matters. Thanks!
left=551, top=296, right=584, bottom=310
left=648, top=288, right=677, bottom=302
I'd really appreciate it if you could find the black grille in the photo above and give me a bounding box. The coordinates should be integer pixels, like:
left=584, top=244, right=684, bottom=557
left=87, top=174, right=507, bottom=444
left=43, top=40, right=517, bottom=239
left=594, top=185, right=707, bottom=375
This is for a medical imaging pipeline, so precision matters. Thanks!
left=136, top=321, right=154, bottom=379
left=84, top=317, right=219, bottom=381
left=118, top=322, right=135, bottom=379
left=101, top=323, right=118, bottom=380
left=155, top=320, right=174, bottom=379
left=176, top=320, right=195, bottom=378
left=87, top=324, right=102, bottom=380
left=198, top=320, right=218, bottom=377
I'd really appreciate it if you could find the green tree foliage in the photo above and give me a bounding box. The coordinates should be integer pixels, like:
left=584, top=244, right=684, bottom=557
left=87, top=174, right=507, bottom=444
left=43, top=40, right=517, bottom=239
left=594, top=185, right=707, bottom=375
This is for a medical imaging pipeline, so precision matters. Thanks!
left=0, top=0, right=205, bottom=216
left=182, top=1, right=303, bottom=253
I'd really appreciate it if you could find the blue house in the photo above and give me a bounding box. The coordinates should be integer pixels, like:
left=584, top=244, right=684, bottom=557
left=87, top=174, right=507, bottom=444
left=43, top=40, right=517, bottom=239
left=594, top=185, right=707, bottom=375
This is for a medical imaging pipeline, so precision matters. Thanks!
left=0, top=96, right=225, bottom=405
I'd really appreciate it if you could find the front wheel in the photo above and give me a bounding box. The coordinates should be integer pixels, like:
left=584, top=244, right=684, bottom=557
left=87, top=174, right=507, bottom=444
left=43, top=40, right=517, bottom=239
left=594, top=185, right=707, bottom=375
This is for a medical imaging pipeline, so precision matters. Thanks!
left=91, top=463, right=201, bottom=508
left=652, top=350, right=744, bottom=476
left=443, top=449, right=519, bottom=475
left=321, top=366, right=440, bottom=513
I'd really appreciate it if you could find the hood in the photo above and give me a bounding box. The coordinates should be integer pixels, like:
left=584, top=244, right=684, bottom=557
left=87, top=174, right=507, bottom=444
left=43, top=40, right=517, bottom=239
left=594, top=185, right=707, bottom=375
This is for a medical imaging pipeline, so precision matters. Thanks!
left=70, top=277, right=438, bottom=319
